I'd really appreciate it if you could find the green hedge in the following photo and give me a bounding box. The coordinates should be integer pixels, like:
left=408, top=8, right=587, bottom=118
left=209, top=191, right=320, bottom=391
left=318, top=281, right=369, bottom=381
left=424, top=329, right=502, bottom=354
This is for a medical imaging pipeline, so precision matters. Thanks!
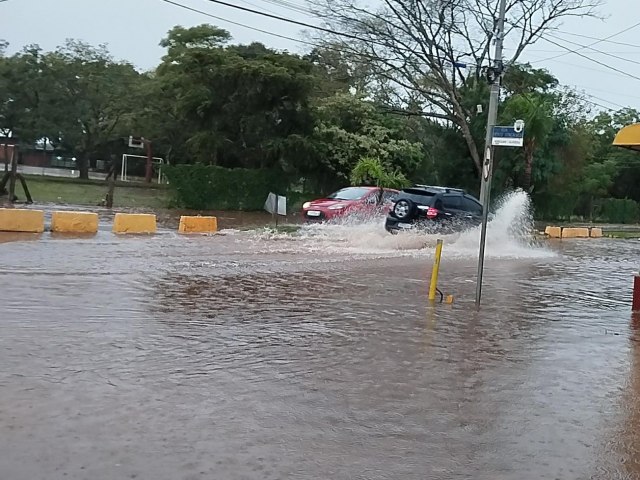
left=597, top=198, right=640, bottom=224
left=164, top=164, right=290, bottom=211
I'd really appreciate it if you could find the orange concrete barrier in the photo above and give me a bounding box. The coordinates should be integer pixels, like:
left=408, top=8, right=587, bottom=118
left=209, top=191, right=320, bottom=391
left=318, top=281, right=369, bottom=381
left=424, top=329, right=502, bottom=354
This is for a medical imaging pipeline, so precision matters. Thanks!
left=178, top=216, right=218, bottom=234
left=590, top=227, right=603, bottom=238
left=112, top=213, right=157, bottom=234
left=561, top=227, right=590, bottom=238
left=0, top=208, right=44, bottom=233
left=51, top=211, right=99, bottom=234
left=545, top=226, right=562, bottom=238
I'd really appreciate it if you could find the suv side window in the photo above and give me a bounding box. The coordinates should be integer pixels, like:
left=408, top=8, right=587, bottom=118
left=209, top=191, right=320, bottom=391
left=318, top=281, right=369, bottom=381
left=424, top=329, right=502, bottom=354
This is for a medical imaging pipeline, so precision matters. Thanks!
left=442, top=194, right=462, bottom=210
left=463, top=196, right=483, bottom=215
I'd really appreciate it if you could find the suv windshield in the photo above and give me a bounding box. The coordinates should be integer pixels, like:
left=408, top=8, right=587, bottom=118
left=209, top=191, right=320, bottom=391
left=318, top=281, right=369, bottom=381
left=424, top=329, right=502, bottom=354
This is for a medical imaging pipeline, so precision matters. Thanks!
left=327, top=187, right=371, bottom=200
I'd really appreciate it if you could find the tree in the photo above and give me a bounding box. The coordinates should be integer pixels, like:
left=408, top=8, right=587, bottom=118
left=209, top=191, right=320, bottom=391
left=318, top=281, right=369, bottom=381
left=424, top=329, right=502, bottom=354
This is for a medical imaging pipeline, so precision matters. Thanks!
left=0, top=46, right=47, bottom=153
left=502, top=93, right=554, bottom=191
left=350, top=156, right=410, bottom=188
left=311, top=0, right=601, bottom=174
left=298, top=93, right=423, bottom=192
left=155, top=25, right=317, bottom=169
left=39, top=40, right=141, bottom=179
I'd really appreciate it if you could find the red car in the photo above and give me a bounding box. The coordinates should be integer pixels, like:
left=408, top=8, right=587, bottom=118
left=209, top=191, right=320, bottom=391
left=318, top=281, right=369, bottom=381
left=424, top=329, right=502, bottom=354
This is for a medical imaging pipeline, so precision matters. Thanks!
left=302, top=186, right=399, bottom=221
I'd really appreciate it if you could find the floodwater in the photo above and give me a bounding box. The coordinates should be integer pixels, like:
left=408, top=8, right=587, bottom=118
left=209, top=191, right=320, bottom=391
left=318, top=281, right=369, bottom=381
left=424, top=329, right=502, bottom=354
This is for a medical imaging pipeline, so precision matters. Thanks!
left=1, top=192, right=640, bottom=480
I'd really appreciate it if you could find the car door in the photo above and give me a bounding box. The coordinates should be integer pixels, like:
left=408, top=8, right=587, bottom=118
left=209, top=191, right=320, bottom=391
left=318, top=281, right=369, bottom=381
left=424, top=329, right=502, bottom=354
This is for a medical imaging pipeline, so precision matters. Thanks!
left=462, top=195, right=484, bottom=223
left=441, top=194, right=465, bottom=220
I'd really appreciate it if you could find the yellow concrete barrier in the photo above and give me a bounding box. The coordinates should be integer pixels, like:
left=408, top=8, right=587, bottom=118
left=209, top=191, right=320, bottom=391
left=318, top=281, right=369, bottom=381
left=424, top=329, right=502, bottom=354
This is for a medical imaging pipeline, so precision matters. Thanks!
left=51, top=211, right=99, bottom=234
left=0, top=208, right=44, bottom=233
left=545, top=226, right=562, bottom=238
left=561, top=227, right=590, bottom=238
left=178, top=216, right=218, bottom=234
left=590, top=227, right=603, bottom=238
left=112, top=213, right=157, bottom=234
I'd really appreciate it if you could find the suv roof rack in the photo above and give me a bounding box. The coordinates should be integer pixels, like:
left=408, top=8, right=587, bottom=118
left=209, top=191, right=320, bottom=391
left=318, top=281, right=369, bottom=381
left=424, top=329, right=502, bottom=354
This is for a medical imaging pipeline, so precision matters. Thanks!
left=412, top=184, right=466, bottom=194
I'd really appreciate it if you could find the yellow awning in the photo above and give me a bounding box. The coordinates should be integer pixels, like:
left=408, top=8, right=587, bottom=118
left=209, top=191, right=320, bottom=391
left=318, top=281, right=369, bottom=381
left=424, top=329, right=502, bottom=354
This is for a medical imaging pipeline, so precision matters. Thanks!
left=613, top=123, right=640, bottom=151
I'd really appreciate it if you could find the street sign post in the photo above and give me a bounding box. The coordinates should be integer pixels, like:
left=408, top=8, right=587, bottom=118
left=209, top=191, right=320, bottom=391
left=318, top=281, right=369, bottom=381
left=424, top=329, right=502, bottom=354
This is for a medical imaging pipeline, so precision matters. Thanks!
left=476, top=116, right=525, bottom=306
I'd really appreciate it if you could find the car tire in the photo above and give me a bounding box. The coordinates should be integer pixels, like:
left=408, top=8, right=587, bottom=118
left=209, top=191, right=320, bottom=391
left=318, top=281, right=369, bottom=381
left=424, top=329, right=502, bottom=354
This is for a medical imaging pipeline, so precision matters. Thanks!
left=393, top=199, right=414, bottom=220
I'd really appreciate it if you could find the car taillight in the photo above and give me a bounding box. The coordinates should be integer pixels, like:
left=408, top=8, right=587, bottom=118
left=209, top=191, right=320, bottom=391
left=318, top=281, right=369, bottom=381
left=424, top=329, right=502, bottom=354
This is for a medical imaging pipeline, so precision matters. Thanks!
left=426, top=207, right=439, bottom=219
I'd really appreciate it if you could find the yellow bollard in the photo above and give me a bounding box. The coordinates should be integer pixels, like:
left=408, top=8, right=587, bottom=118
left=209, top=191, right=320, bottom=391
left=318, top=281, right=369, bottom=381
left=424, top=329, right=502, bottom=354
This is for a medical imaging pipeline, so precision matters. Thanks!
left=428, top=239, right=443, bottom=302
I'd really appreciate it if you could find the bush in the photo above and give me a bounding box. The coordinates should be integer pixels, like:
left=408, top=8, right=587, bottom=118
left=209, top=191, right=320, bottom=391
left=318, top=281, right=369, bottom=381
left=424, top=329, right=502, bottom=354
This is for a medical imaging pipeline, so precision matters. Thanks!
left=596, top=198, right=640, bottom=224
left=350, top=156, right=411, bottom=189
left=165, top=164, right=290, bottom=210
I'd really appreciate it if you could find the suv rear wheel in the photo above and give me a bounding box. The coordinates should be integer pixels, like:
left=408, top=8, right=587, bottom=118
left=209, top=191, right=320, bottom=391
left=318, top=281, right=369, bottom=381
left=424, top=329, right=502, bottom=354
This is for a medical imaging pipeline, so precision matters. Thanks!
left=393, top=199, right=413, bottom=220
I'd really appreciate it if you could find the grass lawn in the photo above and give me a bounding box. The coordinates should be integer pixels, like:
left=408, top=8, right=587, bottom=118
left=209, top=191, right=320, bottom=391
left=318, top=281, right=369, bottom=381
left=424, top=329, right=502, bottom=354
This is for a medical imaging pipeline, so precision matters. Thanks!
left=605, top=231, right=640, bottom=239
left=17, top=175, right=170, bottom=209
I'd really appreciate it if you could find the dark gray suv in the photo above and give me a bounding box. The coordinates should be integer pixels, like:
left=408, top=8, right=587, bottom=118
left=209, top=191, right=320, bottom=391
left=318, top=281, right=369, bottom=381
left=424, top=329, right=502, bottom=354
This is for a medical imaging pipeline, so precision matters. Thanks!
left=385, top=185, right=484, bottom=233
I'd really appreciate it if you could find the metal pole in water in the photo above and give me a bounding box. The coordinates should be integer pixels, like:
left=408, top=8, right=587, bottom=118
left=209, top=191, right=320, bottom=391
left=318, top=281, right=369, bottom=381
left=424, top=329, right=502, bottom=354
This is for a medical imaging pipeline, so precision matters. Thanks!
left=476, top=0, right=507, bottom=306
left=429, top=239, right=444, bottom=302
left=274, top=194, right=279, bottom=228
left=633, top=274, right=640, bottom=312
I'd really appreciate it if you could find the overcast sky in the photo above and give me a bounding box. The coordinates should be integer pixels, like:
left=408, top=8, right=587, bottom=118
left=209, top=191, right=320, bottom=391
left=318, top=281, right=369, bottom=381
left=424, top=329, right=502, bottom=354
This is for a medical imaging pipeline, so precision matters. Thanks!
left=2, top=0, right=639, bottom=112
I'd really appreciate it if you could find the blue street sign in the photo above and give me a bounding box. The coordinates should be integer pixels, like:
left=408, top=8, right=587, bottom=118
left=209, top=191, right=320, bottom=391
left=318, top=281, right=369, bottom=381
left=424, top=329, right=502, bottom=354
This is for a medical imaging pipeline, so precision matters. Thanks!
left=492, top=126, right=524, bottom=147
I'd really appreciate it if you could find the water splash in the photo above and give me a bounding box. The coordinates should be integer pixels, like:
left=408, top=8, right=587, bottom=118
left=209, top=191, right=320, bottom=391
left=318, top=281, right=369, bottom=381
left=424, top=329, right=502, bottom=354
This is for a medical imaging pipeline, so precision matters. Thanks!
left=239, top=190, right=553, bottom=259
left=448, top=189, right=550, bottom=259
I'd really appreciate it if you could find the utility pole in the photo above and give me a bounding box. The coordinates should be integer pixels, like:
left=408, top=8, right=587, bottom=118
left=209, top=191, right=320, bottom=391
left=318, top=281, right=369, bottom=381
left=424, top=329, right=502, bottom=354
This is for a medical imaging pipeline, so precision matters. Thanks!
left=475, top=0, right=507, bottom=306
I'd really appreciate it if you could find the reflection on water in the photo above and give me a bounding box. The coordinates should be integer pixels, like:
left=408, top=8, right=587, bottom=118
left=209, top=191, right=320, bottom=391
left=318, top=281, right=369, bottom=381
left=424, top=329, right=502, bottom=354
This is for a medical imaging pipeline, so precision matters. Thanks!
left=1, top=203, right=640, bottom=478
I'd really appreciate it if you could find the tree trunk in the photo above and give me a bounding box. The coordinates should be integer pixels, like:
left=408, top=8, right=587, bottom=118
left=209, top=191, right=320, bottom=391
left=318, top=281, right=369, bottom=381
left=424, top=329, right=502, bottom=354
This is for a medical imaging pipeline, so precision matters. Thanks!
left=521, top=140, right=535, bottom=192
left=3, top=143, right=8, bottom=173
left=8, top=147, right=18, bottom=202
left=460, top=122, right=481, bottom=176
left=78, top=153, right=89, bottom=180
left=452, top=102, right=481, bottom=175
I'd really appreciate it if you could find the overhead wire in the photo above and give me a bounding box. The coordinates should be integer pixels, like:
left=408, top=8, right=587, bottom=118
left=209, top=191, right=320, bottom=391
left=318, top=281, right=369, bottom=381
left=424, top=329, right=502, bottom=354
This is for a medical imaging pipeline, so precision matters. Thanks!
left=536, top=35, right=640, bottom=83
left=545, top=34, right=640, bottom=68
left=257, top=0, right=315, bottom=16
left=531, top=20, right=640, bottom=63
left=160, top=0, right=319, bottom=46
left=237, top=0, right=281, bottom=16
left=197, top=0, right=480, bottom=62
left=552, top=30, right=640, bottom=50
left=198, top=0, right=375, bottom=44
left=161, top=0, right=633, bottom=112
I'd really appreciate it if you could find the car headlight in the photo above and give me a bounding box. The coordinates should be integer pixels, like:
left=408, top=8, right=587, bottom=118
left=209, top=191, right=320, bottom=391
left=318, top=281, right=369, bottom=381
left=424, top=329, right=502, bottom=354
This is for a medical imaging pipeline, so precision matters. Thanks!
left=303, top=202, right=311, bottom=209
left=328, top=204, right=346, bottom=210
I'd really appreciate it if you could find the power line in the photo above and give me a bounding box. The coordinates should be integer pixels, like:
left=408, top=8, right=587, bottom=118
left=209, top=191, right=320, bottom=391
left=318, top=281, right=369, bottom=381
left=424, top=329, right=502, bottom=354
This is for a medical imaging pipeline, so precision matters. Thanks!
left=525, top=52, right=635, bottom=78
left=538, top=35, right=640, bottom=83
left=525, top=48, right=640, bottom=55
left=237, top=0, right=280, bottom=16
left=160, top=0, right=316, bottom=46
left=199, top=0, right=371, bottom=44
left=541, top=33, right=640, bottom=68
left=199, top=0, right=478, bottom=61
left=258, top=0, right=315, bottom=16
left=159, top=0, right=418, bottom=64
left=583, top=99, right=617, bottom=112
left=533, top=21, right=640, bottom=64
left=570, top=83, right=640, bottom=102
left=555, top=30, right=640, bottom=50
left=162, top=0, right=633, bottom=112
left=583, top=93, right=628, bottom=111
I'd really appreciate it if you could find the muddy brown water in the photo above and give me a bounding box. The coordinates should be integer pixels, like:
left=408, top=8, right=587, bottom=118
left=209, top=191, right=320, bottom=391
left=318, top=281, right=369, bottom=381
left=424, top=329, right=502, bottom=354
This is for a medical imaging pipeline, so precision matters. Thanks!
left=1, top=204, right=640, bottom=479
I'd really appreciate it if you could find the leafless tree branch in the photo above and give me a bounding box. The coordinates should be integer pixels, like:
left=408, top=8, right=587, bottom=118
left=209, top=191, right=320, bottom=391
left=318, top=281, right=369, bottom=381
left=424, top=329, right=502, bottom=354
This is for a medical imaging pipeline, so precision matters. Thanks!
left=309, top=0, right=602, bottom=173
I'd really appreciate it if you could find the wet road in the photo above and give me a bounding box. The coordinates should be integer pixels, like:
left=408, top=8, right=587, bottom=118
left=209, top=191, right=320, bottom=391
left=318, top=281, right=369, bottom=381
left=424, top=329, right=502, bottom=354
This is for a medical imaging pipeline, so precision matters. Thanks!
left=1, top=206, right=640, bottom=479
